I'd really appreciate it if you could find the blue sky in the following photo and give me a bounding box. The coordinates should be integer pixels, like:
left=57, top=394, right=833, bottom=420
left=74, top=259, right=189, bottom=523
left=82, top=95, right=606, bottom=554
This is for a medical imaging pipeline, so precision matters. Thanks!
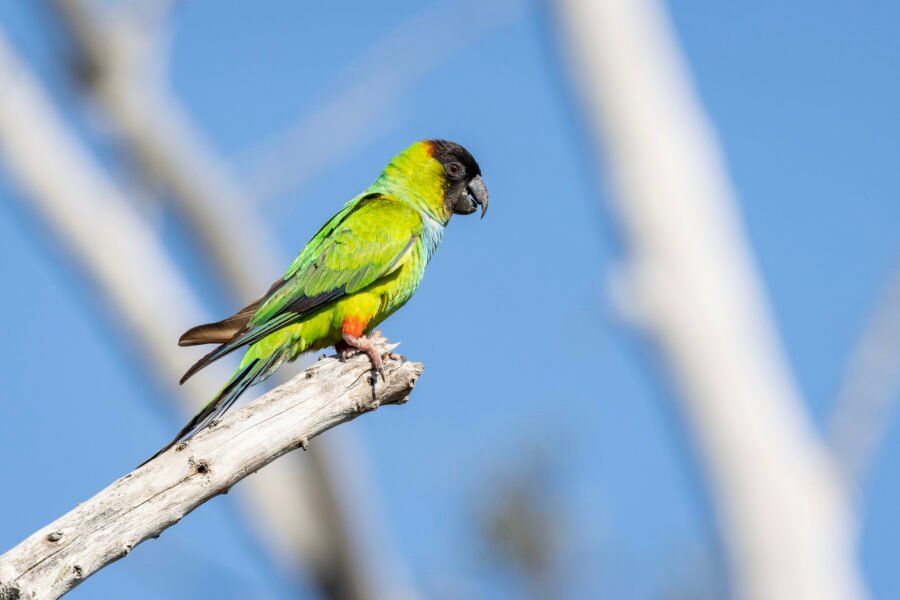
left=0, top=1, right=898, bottom=598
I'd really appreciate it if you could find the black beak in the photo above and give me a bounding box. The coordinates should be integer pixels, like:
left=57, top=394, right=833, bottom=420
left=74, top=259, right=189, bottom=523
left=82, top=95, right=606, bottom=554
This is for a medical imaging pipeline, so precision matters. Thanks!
left=466, top=175, right=488, bottom=219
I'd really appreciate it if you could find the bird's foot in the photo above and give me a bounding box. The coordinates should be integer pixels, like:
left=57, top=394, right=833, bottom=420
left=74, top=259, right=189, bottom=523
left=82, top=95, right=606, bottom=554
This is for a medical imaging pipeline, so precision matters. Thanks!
left=341, top=332, right=384, bottom=380
left=339, top=331, right=401, bottom=381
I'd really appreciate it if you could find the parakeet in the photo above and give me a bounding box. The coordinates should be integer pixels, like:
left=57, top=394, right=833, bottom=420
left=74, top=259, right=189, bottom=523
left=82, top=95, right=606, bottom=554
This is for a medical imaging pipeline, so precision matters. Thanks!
left=146, top=139, right=487, bottom=463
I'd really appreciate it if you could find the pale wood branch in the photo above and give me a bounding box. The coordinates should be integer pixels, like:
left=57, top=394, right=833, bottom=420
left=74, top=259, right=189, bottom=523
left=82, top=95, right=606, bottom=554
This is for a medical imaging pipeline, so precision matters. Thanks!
left=0, top=350, right=423, bottom=600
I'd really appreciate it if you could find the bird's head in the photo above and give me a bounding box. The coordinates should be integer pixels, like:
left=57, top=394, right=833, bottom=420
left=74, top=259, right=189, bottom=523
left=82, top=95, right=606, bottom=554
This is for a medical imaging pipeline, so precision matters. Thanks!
left=427, top=139, right=488, bottom=220
left=374, top=139, right=488, bottom=224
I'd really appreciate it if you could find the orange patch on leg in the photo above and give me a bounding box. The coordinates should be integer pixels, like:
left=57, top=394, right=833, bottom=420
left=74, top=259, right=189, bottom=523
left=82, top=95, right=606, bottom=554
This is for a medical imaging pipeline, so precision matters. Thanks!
left=341, top=315, right=368, bottom=338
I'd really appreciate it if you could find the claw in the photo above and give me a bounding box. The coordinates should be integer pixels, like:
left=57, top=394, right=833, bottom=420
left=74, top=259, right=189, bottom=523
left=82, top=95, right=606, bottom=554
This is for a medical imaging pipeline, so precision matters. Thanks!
left=368, top=347, right=386, bottom=382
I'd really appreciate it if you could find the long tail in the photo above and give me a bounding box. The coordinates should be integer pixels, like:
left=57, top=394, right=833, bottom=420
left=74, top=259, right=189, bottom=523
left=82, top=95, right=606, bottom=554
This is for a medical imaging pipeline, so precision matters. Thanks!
left=139, top=350, right=284, bottom=467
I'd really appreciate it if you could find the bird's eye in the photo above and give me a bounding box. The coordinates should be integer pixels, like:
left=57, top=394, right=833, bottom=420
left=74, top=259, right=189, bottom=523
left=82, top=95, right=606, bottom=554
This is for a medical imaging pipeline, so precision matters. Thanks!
left=445, top=161, right=464, bottom=178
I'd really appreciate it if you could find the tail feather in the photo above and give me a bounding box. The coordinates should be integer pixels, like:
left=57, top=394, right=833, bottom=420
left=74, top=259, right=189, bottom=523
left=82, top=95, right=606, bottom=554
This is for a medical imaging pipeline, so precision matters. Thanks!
left=178, top=312, right=298, bottom=385
left=140, top=352, right=281, bottom=467
left=178, top=312, right=253, bottom=346
left=178, top=277, right=286, bottom=347
left=179, top=343, right=228, bottom=385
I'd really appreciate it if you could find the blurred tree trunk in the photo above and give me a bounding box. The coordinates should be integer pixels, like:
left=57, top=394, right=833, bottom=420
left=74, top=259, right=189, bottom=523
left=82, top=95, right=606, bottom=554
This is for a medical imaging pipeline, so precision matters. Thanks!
left=553, top=0, right=866, bottom=598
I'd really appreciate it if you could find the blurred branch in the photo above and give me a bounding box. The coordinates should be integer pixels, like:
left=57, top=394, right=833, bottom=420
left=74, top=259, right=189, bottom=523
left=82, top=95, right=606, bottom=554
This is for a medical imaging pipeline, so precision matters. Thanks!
left=474, top=450, right=563, bottom=599
left=239, top=0, right=526, bottom=204
left=0, top=26, right=349, bottom=593
left=828, top=264, right=900, bottom=494
left=51, top=0, right=281, bottom=292
left=0, top=29, right=222, bottom=396
left=554, top=0, right=865, bottom=598
left=47, top=2, right=418, bottom=598
left=0, top=349, right=423, bottom=600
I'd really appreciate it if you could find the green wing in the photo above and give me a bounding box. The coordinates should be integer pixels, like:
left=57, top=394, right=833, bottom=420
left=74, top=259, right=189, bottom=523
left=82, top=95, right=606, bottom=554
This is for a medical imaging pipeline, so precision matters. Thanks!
left=180, top=193, right=422, bottom=383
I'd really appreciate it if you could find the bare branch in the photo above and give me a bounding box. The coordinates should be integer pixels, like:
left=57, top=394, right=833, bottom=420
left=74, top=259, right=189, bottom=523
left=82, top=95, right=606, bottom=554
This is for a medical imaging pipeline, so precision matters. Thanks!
left=553, top=0, right=865, bottom=598
left=0, top=350, right=423, bottom=600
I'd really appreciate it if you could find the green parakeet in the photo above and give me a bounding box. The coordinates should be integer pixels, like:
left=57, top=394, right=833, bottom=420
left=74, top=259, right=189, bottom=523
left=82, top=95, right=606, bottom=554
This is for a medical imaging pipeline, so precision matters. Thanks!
left=145, top=139, right=488, bottom=463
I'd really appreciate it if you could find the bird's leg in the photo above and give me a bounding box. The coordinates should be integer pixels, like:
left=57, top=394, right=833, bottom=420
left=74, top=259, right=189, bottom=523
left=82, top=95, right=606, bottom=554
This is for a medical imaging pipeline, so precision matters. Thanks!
left=341, top=331, right=386, bottom=381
